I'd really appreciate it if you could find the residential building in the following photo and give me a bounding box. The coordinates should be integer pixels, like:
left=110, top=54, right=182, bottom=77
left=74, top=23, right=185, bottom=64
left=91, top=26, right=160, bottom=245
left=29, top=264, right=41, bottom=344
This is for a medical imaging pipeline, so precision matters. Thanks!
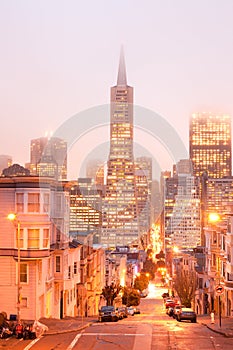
left=204, top=217, right=228, bottom=316
left=225, top=215, right=233, bottom=316
left=69, top=231, right=105, bottom=316
left=0, top=174, right=81, bottom=320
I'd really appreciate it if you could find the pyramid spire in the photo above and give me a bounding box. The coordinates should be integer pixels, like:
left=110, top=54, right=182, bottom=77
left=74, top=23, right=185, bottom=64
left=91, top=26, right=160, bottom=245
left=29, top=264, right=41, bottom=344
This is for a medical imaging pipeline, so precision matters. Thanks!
left=117, top=46, right=127, bottom=86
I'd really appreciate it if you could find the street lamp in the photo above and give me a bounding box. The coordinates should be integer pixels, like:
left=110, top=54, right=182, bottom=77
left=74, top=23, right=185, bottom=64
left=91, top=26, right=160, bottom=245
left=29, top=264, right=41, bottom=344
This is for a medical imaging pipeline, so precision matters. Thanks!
left=7, top=213, right=21, bottom=323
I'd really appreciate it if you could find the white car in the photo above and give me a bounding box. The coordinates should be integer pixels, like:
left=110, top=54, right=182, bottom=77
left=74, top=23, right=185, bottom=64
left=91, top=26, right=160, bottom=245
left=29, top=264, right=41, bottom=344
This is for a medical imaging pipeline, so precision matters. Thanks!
left=127, top=306, right=135, bottom=316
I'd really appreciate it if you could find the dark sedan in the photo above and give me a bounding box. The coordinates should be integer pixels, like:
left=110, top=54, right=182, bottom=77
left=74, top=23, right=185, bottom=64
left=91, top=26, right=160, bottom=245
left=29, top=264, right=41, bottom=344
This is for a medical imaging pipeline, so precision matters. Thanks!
left=177, top=308, right=197, bottom=323
left=98, top=306, right=119, bottom=322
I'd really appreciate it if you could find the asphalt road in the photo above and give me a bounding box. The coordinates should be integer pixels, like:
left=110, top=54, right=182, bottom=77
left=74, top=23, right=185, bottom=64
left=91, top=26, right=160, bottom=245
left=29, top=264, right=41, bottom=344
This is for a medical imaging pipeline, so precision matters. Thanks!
left=1, top=286, right=233, bottom=350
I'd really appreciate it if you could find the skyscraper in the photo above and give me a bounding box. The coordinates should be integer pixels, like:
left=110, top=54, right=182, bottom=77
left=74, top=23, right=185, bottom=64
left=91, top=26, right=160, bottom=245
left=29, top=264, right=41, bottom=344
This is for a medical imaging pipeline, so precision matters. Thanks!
left=135, top=157, right=152, bottom=236
left=189, top=112, right=232, bottom=178
left=101, top=49, right=139, bottom=247
left=0, top=154, right=12, bottom=175
left=163, top=160, right=201, bottom=249
left=67, top=178, right=102, bottom=234
left=26, top=136, right=67, bottom=180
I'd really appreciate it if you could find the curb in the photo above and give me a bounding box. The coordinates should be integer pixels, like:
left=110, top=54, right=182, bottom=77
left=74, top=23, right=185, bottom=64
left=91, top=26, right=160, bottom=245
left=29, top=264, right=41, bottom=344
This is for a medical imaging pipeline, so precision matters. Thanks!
left=43, top=321, right=94, bottom=336
left=201, top=323, right=233, bottom=338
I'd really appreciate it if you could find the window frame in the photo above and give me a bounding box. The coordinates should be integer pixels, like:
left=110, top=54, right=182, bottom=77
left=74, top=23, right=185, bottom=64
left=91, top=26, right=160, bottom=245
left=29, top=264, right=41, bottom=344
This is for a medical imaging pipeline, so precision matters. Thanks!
left=27, top=193, right=40, bottom=213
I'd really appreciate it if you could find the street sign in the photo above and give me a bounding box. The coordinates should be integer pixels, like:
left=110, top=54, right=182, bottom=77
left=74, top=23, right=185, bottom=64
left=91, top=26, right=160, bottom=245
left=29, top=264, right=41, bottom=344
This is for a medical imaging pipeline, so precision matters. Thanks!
left=215, top=285, right=224, bottom=295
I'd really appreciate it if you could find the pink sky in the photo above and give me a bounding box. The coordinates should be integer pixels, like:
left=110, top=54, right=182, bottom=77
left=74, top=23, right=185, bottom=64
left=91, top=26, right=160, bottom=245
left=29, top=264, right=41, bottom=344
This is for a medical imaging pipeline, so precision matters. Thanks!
left=1, top=1, right=233, bottom=179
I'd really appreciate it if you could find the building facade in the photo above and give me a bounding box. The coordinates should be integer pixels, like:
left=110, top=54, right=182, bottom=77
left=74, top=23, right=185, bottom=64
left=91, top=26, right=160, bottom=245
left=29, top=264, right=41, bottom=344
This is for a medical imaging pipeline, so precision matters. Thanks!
left=101, top=49, right=139, bottom=247
left=26, top=136, right=67, bottom=180
left=135, top=157, right=152, bottom=237
left=164, top=160, right=201, bottom=249
left=67, top=178, right=102, bottom=234
left=189, top=112, right=232, bottom=179
left=0, top=175, right=75, bottom=320
left=0, top=155, right=12, bottom=175
left=0, top=173, right=107, bottom=320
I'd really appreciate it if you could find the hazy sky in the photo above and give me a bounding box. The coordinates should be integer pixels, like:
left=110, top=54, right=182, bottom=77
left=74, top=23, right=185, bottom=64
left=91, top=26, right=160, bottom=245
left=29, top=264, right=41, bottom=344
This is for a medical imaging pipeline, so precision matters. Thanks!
left=1, top=0, right=233, bottom=179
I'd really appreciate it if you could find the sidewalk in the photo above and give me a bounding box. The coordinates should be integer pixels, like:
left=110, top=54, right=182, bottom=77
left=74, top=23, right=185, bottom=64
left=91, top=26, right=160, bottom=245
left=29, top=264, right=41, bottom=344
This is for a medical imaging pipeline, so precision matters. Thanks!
left=198, top=314, right=233, bottom=338
left=38, top=316, right=98, bottom=336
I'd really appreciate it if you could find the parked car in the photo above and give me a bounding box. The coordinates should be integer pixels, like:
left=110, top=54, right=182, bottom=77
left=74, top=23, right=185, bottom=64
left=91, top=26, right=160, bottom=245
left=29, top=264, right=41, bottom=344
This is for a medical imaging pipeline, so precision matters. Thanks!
left=177, top=308, right=197, bottom=323
left=116, top=306, right=128, bottom=319
left=166, top=307, right=174, bottom=317
left=98, top=306, right=119, bottom=322
left=126, top=306, right=135, bottom=316
left=173, top=305, right=185, bottom=319
left=134, top=307, right=141, bottom=314
left=165, top=299, right=177, bottom=309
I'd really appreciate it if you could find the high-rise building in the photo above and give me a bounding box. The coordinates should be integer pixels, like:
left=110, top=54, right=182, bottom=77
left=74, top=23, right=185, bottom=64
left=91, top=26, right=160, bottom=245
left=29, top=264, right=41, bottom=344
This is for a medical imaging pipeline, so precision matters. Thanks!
left=163, top=160, right=201, bottom=249
left=67, top=178, right=102, bottom=235
left=170, top=161, right=201, bottom=249
left=86, top=159, right=105, bottom=188
left=101, top=49, right=139, bottom=247
left=135, top=157, right=152, bottom=236
left=26, top=137, right=67, bottom=180
left=189, top=112, right=232, bottom=178
left=163, top=172, right=178, bottom=248
left=204, top=176, right=233, bottom=217
left=0, top=155, right=12, bottom=175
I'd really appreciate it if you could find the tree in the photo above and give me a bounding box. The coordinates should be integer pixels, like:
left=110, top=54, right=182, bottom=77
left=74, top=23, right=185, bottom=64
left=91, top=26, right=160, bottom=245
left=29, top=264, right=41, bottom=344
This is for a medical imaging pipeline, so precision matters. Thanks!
left=142, top=258, right=156, bottom=279
left=101, top=283, right=121, bottom=306
left=155, top=250, right=165, bottom=260
left=122, top=287, right=140, bottom=306
left=134, top=273, right=149, bottom=292
left=173, top=270, right=196, bottom=307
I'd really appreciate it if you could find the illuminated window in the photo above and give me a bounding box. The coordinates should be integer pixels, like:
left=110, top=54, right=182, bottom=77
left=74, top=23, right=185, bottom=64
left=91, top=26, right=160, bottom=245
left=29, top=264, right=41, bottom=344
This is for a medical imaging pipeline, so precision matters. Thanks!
left=28, top=229, right=40, bottom=249
left=28, top=193, right=40, bottom=212
left=16, top=193, right=24, bottom=213
left=43, top=229, right=49, bottom=248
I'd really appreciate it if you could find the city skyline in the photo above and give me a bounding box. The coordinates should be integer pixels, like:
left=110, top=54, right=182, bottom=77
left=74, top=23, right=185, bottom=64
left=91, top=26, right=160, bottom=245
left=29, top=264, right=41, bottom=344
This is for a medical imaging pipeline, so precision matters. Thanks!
left=1, top=1, right=233, bottom=179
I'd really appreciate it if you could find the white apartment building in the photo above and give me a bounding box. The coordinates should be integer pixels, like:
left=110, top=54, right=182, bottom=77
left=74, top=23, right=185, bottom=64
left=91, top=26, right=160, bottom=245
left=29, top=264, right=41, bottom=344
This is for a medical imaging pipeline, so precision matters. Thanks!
left=0, top=175, right=81, bottom=320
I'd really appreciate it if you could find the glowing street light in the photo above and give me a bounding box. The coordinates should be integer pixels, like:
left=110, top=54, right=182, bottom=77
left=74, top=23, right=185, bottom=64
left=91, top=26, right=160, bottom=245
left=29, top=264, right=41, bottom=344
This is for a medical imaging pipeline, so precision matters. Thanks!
left=7, top=213, right=21, bottom=323
left=208, top=213, right=221, bottom=223
left=173, top=246, right=180, bottom=254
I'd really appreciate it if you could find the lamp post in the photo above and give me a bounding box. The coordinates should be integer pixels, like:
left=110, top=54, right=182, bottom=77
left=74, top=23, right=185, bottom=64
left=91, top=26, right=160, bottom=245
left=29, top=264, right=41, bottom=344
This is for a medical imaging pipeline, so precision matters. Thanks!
left=7, top=213, right=21, bottom=323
